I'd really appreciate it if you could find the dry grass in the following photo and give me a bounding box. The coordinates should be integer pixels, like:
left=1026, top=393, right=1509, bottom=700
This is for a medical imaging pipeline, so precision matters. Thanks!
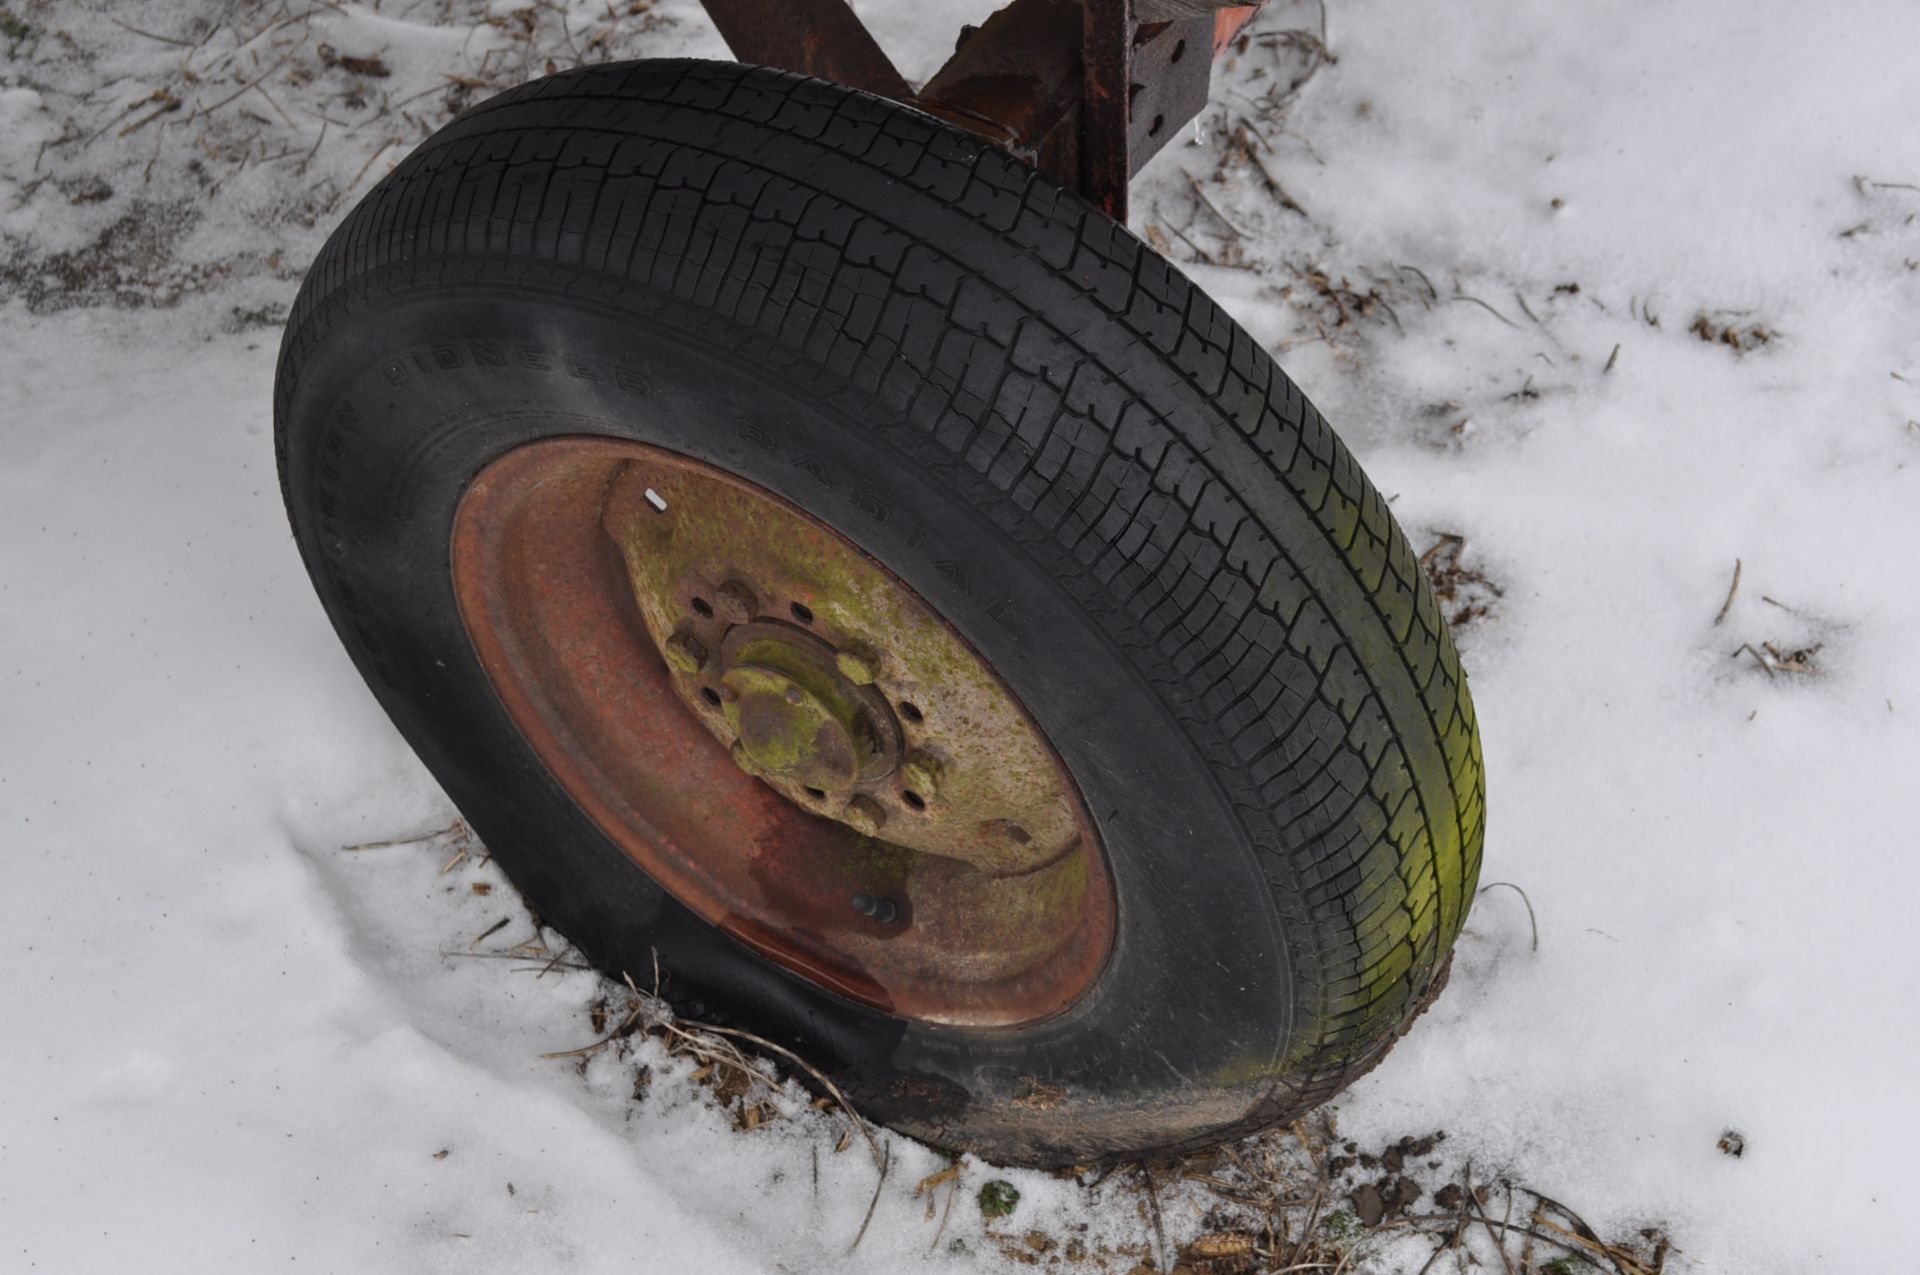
left=3, top=0, right=678, bottom=311
left=1062, top=1118, right=1675, bottom=1275
left=1419, top=533, right=1504, bottom=629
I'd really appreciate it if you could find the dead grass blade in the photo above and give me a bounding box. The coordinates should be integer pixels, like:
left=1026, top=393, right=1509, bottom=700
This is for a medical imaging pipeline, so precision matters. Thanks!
left=1714, top=558, right=1742, bottom=625
left=1477, top=881, right=1539, bottom=952
left=540, top=998, right=648, bottom=1060
left=1466, top=1164, right=1516, bottom=1275
left=1140, top=1162, right=1171, bottom=1274
left=341, top=820, right=461, bottom=850
left=1450, top=292, right=1520, bottom=328
left=673, top=1017, right=884, bottom=1172
left=928, top=1163, right=962, bottom=1253
left=846, top=1138, right=891, bottom=1253
left=914, top=1163, right=960, bottom=1197
left=1187, top=172, right=1252, bottom=239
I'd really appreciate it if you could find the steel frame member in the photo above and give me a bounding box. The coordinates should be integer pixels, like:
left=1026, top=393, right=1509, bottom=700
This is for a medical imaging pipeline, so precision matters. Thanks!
left=695, top=0, right=1266, bottom=221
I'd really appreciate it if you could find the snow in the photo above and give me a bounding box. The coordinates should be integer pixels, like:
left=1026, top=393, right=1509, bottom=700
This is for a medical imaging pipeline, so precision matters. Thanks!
left=3, top=1, right=1916, bottom=1271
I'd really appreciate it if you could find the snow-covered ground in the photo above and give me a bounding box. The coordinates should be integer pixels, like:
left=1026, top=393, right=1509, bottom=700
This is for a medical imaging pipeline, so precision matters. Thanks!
left=4, top=1, right=1917, bottom=1271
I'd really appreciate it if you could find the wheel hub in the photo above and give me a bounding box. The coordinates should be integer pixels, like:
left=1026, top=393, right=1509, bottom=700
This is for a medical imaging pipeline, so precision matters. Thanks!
left=600, top=459, right=1086, bottom=879
left=718, top=625, right=893, bottom=793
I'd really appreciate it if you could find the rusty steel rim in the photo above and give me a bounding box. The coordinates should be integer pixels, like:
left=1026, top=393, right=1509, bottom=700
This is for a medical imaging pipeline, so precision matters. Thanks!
left=449, top=437, right=1116, bottom=1027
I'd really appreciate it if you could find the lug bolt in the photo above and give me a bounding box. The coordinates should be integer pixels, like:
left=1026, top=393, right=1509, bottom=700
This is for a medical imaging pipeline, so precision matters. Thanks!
left=850, top=893, right=899, bottom=925
left=900, top=751, right=942, bottom=802
left=843, top=796, right=888, bottom=837
left=664, top=630, right=708, bottom=674
left=714, top=580, right=758, bottom=623
left=834, top=644, right=881, bottom=685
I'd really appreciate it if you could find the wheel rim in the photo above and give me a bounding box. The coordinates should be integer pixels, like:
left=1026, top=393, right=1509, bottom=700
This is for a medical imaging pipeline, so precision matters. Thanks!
left=449, top=437, right=1116, bottom=1027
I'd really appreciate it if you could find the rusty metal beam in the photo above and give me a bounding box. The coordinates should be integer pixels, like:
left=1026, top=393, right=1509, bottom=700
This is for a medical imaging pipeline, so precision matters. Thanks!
left=697, top=0, right=1269, bottom=226
left=1080, top=0, right=1133, bottom=220
left=920, top=0, right=1263, bottom=223
left=696, top=0, right=911, bottom=101
left=916, top=0, right=1088, bottom=193
left=1124, top=16, right=1214, bottom=182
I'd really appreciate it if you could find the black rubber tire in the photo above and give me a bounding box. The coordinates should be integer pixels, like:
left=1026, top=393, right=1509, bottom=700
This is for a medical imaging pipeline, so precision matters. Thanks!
left=275, top=60, right=1484, bottom=1166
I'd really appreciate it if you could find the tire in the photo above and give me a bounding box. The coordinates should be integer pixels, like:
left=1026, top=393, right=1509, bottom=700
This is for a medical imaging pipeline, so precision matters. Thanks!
left=275, top=59, right=1484, bottom=1166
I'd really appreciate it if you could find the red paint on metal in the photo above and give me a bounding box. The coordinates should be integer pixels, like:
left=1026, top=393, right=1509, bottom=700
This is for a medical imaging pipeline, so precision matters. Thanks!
left=697, top=0, right=911, bottom=100
left=1212, top=5, right=1263, bottom=55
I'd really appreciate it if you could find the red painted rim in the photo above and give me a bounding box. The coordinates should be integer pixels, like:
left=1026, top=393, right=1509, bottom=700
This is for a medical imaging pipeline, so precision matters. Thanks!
left=449, top=437, right=1116, bottom=1027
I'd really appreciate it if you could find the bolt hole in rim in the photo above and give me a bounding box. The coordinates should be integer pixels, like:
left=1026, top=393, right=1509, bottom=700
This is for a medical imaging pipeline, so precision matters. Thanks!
left=449, top=437, right=1116, bottom=1027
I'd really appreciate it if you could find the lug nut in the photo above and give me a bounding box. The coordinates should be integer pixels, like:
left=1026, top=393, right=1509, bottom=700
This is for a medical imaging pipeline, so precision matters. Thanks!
left=834, top=644, right=881, bottom=685
left=664, top=629, right=708, bottom=674
left=714, top=580, right=758, bottom=623
left=900, top=751, right=942, bottom=802
left=850, top=893, right=899, bottom=925
left=843, top=796, right=887, bottom=837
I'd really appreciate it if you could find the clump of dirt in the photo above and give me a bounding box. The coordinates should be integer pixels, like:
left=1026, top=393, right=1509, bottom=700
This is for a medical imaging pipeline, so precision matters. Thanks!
left=1334, top=1131, right=1443, bottom=1225
left=1323, top=1130, right=1445, bottom=1228
left=1420, top=533, right=1505, bottom=628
